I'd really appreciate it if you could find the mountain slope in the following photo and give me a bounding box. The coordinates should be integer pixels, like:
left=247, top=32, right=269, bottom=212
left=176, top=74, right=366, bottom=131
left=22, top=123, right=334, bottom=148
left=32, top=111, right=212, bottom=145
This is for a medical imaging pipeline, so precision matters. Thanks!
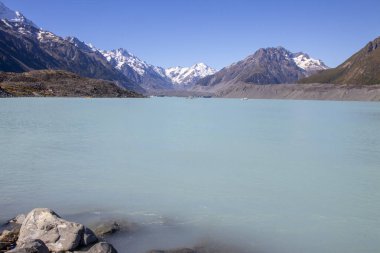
left=165, top=63, right=216, bottom=86
left=299, top=36, right=380, bottom=85
left=0, top=3, right=143, bottom=93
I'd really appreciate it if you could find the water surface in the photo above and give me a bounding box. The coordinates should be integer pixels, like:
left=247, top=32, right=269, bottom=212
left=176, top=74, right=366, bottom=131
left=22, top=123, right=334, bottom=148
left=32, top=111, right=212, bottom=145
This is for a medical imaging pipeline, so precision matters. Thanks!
left=0, top=98, right=379, bottom=253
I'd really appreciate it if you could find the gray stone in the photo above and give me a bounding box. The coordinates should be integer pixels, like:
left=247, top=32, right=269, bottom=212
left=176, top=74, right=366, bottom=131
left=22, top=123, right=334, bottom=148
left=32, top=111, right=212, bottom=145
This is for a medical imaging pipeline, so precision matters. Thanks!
left=81, top=227, right=98, bottom=246
left=87, top=242, right=117, bottom=253
left=93, top=222, right=120, bottom=237
left=8, top=239, right=49, bottom=253
left=17, top=208, right=96, bottom=252
left=92, top=220, right=138, bottom=237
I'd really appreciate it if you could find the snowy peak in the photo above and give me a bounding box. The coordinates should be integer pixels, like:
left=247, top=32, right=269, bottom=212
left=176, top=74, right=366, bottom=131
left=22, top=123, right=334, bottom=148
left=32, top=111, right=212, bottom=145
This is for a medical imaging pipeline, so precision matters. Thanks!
left=101, top=48, right=151, bottom=76
left=99, top=48, right=173, bottom=90
left=165, top=63, right=216, bottom=85
left=0, top=1, right=37, bottom=27
left=292, top=52, right=329, bottom=75
left=100, top=48, right=215, bottom=87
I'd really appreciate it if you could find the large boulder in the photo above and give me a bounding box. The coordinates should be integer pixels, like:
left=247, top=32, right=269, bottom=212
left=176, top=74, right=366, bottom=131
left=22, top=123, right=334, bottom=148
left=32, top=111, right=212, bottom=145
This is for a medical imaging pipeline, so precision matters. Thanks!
left=86, top=242, right=117, bottom=253
left=17, top=208, right=97, bottom=252
left=8, top=239, right=49, bottom=253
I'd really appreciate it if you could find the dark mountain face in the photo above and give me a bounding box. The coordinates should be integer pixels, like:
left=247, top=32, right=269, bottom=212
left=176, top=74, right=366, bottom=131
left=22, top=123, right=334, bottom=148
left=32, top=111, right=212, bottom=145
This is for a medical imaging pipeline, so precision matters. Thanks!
left=299, top=36, right=380, bottom=85
left=196, top=47, right=307, bottom=87
left=0, top=20, right=144, bottom=93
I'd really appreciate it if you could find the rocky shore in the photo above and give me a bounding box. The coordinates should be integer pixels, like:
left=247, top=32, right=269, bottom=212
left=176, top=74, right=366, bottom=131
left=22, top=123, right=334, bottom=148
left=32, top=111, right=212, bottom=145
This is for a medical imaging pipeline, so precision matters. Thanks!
left=0, top=208, right=118, bottom=253
left=1, top=209, right=243, bottom=253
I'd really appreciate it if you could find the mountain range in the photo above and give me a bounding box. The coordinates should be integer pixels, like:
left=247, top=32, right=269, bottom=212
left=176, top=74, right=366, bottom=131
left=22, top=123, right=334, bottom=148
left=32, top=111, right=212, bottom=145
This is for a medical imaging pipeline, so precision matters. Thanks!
left=0, top=1, right=216, bottom=94
left=1, top=1, right=379, bottom=100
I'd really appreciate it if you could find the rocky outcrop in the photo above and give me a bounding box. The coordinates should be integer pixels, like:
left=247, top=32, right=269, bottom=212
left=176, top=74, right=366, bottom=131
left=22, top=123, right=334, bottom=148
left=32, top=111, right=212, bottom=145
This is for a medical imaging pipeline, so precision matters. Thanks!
left=0, top=70, right=143, bottom=98
left=17, top=208, right=97, bottom=252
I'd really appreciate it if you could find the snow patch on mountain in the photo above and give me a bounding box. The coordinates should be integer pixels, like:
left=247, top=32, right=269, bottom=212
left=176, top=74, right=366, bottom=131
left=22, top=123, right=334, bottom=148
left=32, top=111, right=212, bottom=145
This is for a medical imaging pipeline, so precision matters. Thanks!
left=292, top=53, right=328, bottom=75
left=38, top=30, right=61, bottom=42
left=165, top=63, right=217, bottom=85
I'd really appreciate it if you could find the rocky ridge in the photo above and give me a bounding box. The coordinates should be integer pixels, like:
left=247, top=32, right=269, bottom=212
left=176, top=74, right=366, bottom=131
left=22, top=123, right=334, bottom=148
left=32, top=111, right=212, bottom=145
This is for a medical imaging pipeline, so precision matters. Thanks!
left=0, top=70, right=143, bottom=97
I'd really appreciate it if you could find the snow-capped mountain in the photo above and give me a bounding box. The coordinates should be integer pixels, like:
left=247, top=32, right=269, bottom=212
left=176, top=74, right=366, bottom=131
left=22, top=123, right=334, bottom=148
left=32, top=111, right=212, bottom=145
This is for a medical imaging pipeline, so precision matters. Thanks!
left=165, top=63, right=217, bottom=86
left=100, top=48, right=173, bottom=91
left=196, top=47, right=327, bottom=88
left=0, top=2, right=143, bottom=93
left=101, top=48, right=157, bottom=76
left=100, top=49, right=216, bottom=89
left=0, top=1, right=36, bottom=27
left=292, top=52, right=328, bottom=76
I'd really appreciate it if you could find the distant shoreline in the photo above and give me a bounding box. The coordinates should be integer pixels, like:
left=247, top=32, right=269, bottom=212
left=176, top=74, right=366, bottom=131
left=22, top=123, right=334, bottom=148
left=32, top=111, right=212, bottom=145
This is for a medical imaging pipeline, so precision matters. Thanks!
left=205, top=83, right=380, bottom=102
left=2, top=82, right=380, bottom=102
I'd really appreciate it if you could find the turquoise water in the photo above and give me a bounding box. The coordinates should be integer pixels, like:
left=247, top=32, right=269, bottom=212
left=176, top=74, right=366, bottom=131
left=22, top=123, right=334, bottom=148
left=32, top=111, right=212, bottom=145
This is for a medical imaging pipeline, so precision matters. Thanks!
left=0, top=98, right=379, bottom=253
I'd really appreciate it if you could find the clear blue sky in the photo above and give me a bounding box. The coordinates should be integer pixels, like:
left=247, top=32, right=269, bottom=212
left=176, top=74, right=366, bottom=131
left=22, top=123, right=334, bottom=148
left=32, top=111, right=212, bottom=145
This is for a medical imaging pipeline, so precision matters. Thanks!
left=2, top=0, right=380, bottom=69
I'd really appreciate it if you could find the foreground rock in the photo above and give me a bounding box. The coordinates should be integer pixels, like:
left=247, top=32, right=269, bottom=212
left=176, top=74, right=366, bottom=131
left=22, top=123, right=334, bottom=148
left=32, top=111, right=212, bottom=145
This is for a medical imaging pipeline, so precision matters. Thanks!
left=8, top=239, right=49, bottom=253
left=0, top=215, right=25, bottom=251
left=17, top=208, right=97, bottom=252
left=0, top=229, right=19, bottom=251
left=86, top=242, right=117, bottom=253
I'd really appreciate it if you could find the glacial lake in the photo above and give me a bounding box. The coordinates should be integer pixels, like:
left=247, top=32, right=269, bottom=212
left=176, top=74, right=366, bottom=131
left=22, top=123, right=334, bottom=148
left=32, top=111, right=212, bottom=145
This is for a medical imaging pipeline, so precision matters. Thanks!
left=0, top=97, right=379, bottom=253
